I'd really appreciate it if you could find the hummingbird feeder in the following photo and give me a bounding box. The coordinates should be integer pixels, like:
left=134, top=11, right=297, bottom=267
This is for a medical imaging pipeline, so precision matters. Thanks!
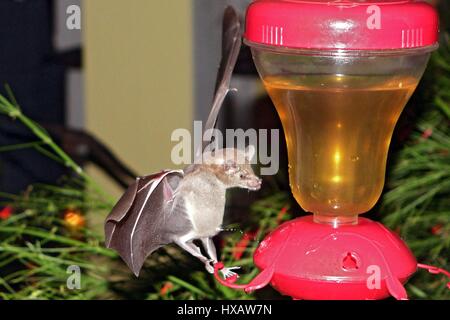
left=214, top=0, right=450, bottom=300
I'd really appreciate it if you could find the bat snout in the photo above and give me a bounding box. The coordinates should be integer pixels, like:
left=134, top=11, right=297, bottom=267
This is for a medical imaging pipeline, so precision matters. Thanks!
left=246, top=177, right=262, bottom=191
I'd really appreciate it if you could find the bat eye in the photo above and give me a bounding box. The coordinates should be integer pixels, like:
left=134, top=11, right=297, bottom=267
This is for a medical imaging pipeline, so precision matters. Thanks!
left=239, top=174, right=245, bottom=179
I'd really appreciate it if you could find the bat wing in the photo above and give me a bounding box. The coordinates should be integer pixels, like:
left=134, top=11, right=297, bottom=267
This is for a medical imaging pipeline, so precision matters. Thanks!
left=197, top=6, right=242, bottom=158
left=105, top=170, right=184, bottom=276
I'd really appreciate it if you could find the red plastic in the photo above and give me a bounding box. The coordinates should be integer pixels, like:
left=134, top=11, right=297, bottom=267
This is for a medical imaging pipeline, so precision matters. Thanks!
left=215, top=216, right=418, bottom=300
left=244, top=0, right=439, bottom=50
left=417, top=263, right=450, bottom=289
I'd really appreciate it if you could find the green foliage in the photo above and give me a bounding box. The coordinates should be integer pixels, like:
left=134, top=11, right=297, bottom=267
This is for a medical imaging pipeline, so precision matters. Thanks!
left=0, top=86, right=117, bottom=299
left=0, top=182, right=115, bottom=299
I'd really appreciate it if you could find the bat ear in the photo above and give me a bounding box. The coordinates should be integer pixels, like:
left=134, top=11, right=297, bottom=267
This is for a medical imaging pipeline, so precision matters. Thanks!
left=245, top=145, right=256, bottom=162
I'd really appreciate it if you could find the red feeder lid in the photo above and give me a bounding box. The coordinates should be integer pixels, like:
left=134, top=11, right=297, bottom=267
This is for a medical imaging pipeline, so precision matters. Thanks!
left=244, top=0, right=439, bottom=51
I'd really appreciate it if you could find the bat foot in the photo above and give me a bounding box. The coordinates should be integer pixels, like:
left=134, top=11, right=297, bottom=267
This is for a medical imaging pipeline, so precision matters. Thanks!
left=205, top=261, right=215, bottom=274
left=220, top=266, right=241, bottom=279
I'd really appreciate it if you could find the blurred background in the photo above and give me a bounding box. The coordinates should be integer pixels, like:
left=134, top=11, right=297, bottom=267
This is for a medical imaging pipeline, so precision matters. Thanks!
left=0, top=0, right=448, bottom=300
left=0, top=0, right=263, bottom=198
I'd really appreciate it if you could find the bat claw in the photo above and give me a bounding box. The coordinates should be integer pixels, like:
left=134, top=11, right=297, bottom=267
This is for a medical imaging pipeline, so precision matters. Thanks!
left=220, top=266, right=241, bottom=279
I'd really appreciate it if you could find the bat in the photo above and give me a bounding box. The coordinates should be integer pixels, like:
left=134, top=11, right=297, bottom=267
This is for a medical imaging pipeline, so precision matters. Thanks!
left=104, top=6, right=262, bottom=278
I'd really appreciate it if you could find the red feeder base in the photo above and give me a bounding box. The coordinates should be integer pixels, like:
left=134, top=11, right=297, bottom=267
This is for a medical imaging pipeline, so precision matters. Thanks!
left=214, top=216, right=420, bottom=300
left=252, top=216, right=417, bottom=300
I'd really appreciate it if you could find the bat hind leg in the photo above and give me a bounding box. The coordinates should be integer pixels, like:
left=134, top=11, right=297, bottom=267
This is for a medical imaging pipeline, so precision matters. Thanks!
left=174, top=234, right=214, bottom=273
left=201, top=237, right=240, bottom=279
left=201, top=237, right=218, bottom=263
